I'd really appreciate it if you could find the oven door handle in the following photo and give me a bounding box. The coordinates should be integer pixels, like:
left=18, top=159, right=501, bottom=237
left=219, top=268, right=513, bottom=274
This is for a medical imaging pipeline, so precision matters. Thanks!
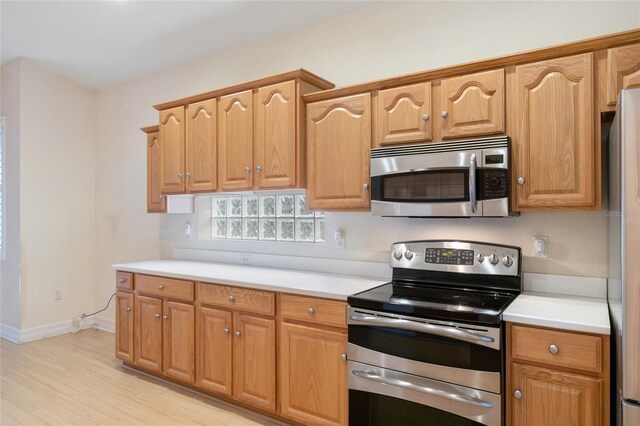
left=469, top=153, right=478, bottom=214
left=352, top=369, right=494, bottom=408
left=348, top=314, right=495, bottom=345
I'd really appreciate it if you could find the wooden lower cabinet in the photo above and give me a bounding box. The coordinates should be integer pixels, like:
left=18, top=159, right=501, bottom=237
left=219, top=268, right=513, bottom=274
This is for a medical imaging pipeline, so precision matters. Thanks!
left=233, top=314, right=276, bottom=412
left=115, top=291, right=134, bottom=362
left=279, top=323, right=347, bottom=426
left=133, top=294, right=195, bottom=382
left=195, top=306, right=233, bottom=396
left=511, top=363, right=602, bottom=426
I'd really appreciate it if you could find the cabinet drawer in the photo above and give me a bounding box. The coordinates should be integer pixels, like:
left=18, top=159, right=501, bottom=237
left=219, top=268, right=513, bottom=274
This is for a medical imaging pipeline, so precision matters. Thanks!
left=136, top=274, right=194, bottom=302
left=197, top=283, right=275, bottom=316
left=511, top=324, right=602, bottom=373
left=281, top=294, right=346, bottom=328
left=116, top=271, right=134, bottom=291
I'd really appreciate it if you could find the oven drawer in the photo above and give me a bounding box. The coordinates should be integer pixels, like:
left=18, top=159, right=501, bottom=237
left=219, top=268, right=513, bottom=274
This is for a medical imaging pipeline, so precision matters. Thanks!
left=510, top=324, right=603, bottom=373
left=281, top=294, right=346, bottom=328
left=348, top=360, right=501, bottom=426
left=197, top=283, right=275, bottom=316
left=135, top=274, right=194, bottom=301
left=116, top=271, right=133, bottom=291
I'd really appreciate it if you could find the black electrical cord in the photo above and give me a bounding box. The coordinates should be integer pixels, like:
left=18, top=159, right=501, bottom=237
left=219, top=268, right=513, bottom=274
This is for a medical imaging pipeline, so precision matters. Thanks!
left=81, top=292, right=116, bottom=319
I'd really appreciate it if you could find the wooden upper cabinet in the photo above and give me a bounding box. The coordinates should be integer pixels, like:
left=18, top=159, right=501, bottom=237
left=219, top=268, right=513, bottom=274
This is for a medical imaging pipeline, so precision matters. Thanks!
left=233, top=313, right=276, bottom=412
left=307, top=93, right=371, bottom=211
left=219, top=90, right=253, bottom=191
left=145, top=129, right=166, bottom=213
left=511, top=363, right=602, bottom=426
left=607, top=42, right=640, bottom=106
left=511, top=53, right=596, bottom=210
left=441, top=69, right=505, bottom=139
left=374, top=82, right=432, bottom=147
left=163, top=300, right=195, bottom=384
left=159, top=106, right=185, bottom=193
left=255, top=80, right=297, bottom=188
left=115, top=292, right=134, bottom=363
left=186, top=99, right=217, bottom=192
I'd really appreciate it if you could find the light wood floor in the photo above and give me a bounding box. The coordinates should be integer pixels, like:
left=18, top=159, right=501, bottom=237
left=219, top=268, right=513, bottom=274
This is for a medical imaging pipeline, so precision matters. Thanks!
left=0, top=329, right=281, bottom=426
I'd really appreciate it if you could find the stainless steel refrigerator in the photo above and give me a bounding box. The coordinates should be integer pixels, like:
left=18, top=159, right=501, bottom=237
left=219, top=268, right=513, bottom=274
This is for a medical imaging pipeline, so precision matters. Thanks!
left=608, top=87, right=640, bottom=425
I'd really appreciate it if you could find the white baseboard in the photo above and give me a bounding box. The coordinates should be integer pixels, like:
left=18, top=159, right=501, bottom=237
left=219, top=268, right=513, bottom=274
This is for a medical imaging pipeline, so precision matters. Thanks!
left=0, top=318, right=98, bottom=344
left=94, top=316, right=115, bottom=333
left=0, top=324, right=20, bottom=343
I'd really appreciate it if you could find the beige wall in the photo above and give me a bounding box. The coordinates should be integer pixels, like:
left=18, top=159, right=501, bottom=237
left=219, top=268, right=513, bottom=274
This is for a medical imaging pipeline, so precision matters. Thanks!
left=0, top=58, right=98, bottom=330
left=0, top=59, right=22, bottom=329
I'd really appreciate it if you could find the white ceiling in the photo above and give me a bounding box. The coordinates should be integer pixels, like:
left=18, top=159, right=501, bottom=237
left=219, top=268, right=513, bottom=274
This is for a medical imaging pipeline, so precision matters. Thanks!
left=1, top=1, right=370, bottom=89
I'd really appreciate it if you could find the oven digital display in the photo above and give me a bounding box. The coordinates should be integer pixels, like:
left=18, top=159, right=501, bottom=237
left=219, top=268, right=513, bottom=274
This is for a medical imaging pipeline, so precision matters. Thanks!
left=424, top=248, right=474, bottom=265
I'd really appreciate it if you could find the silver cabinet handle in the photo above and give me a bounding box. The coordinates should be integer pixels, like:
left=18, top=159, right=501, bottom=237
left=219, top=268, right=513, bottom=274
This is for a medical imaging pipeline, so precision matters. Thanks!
left=245, top=167, right=251, bottom=174
left=162, top=315, right=169, bottom=321
left=516, top=177, right=525, bottom=185
left=154, top=313, right=161, bottom=319
left=307, top=308, right=315, bottom=316
left=440, top=111, right=448, bottom=118
left=235, top=331, right=241, bottom=338
left=119, top=278, right=126, bottom=283
left=126, top=307, right=132, bottom=312
left=422, top=113, right=430, bottom=121
left=514, top=390, right=523, bottom=399
left=177, top=172, right=183, bottom=179
left=159, top=193, right=164, bottom=199
left=362, top=183, right=369, bottom=191
left=158, top=285, right=165, bottom=290
left=469, top=154, right=477, bottom=214
left=228, top=295, right=235, bottom=302
left=256, top=165, right=262, bottom=173
left=341, top=354, right=347, bottom=361
left=223, top=328, right=230, bottom=335
left=352, top=369, right=493, bottom=408
left=186, top=172, right=191, bottom=178
left=349, top=314, right=495, bottom=345
left=549, top=344, right=559, bottom=354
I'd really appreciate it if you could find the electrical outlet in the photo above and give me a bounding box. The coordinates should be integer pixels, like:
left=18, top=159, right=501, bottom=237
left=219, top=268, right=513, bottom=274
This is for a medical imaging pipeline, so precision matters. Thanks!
left=533, top=236, right=549, bottom=258
left=335, top=229, right=345, bottom=249
left=55, top=289, right=62, bottom=301
left=241, top=254, right=252, bottom=265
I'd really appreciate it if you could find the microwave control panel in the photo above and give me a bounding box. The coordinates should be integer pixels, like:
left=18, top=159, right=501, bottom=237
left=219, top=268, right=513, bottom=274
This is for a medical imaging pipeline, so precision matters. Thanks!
left=481, top=169, right=508, bottom=199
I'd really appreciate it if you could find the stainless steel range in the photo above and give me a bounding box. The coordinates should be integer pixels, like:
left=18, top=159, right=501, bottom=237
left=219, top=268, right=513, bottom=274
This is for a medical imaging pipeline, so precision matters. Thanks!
left=347, top=240, right=522, bottom=426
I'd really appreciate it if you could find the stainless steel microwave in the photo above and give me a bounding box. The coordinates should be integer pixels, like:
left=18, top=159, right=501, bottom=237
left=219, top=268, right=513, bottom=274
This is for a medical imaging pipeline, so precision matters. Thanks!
left=370, top=136, right=516, bottom=217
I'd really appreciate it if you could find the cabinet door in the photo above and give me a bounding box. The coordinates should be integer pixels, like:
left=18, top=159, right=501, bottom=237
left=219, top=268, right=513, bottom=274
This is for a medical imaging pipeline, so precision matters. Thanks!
left=219, top=90, right=253, bottom=191
left=115, top=292, right=134, bottom=362
left=441, top=69, right=505, bottom=139
left=163, top=300, right=195, bottom=383
left=186, top=99, right=217, bottom=192
left=375, top=82, right=432, bottom=147
left=280, top=323, right=347, bottom=426
left=307, top=93, right=371, bottom=210
left=511, top=363, right=602, bottom=426
left=607, top=43, right=640, bottom=106
left=255, top=80, right=297, bottom=188
left=195, top=306, right=233, bottom=396
left=159, top=106, right=185, bottom=193
left=233, top=314, right=276, bottom=412
left=513, top=53, right=595, bottom=209
left=146, top=131, right=166, bottom=213
left=134, top=295, right=163, bottom=372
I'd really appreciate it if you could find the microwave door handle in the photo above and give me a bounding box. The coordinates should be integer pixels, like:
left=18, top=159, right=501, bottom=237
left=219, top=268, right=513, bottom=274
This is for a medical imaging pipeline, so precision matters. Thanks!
left=469, top=154, right=477, bottom=214
left=351, top=369, right=494, bottom=409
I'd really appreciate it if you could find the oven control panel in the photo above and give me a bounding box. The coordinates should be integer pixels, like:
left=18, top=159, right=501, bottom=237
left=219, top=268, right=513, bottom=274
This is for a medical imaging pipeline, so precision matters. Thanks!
left=390, top=240, right=520, bottom=276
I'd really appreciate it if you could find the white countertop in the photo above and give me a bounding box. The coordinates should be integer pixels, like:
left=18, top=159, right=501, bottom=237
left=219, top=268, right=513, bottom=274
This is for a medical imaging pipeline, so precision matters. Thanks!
left=112, top=260, right=387, bottom=300
left=503, top=292, right=610, bottom=335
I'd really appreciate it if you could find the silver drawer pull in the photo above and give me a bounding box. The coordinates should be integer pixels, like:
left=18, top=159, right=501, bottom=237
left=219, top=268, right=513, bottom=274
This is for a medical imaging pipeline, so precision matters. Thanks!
left=162, top=315, right=169, bottom=321
left=352, top=369, right=493, bottom=408
left=549, top=344, right=559, bottom=354
left=228, top=295, right=235, bottom=302
left=223, top=328, right=230, bottom=335
left=307, top=308, right=315, bottom=316
left=349, top=314, right=494, bottom=345
left=119, top=278, right=126, bottom=283
left=514, top=390, right=523, bottom=399
left=154, top=313, right=161, bottom=319
left=158, top=285, right=165, bottom=290
left=126, top=307, right=132, bottom=312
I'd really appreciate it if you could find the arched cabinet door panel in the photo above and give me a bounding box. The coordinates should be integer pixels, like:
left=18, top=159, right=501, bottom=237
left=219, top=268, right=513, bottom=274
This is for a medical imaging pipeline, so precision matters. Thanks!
left=375, top=82, right=432, bottom=147
left=219, top=90, right=253, bottom=191
left=159, top=107, right=185, bottom=193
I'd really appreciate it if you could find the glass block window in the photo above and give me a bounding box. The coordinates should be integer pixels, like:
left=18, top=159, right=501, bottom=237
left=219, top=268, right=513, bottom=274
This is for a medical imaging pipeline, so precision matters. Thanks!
left=211, top=192, right=325, bottom=243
